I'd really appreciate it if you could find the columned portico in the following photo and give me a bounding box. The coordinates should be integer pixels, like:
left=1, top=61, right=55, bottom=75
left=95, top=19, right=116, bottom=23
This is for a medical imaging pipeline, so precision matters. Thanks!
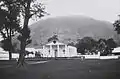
left=42, top=40, right=77, bottom=57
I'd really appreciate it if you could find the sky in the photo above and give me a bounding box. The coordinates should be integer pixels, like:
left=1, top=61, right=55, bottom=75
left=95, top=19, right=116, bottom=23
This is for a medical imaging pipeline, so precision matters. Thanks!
left=29, top=0, right=120, bottom=24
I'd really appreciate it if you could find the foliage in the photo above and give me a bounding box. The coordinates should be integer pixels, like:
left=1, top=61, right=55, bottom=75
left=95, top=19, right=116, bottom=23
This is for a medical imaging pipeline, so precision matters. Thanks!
left=97, top=39, right=107, bottom=55
left=113, top=16, right=120, bottom=34
left=48, top=34, right=59, bottom=42
left=68, top=42, right=75, bottom=46
left=17, top=0, right=47, bottom=45
left=76, top=37, right=117, bottom=55
left=1, top=39, right=11, bottom=51
left=98, top=38, right=117, bottom=56
left=16, top=0, right=47, bottom=67
left=0, top=0, right=20, bottom=45
left=0, top=9, right=7, bottom=26
left=0, top=0, right=21, bottom=59
left=76, top=37, right=97, bottom=55
left=106, top=38, right=117, bottom=55
left=0, top=0, right=21, bottom=35
left=107, top=38, right=117, bottom=49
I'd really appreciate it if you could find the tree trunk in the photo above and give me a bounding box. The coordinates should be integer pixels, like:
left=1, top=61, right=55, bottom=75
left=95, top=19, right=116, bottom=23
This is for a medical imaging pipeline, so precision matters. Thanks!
left=17, top=51, right=25, bottom=67
left=17, top=0, right=31, bottom=68
left=9, top=25, right=13, bottom=60
left=9, top=51, right=12, bottom=60
left=8, top=39, right=12, bottom=60
left=8, top=36, right=13, bottom=60
left=17, top=40, right=26, bottom=67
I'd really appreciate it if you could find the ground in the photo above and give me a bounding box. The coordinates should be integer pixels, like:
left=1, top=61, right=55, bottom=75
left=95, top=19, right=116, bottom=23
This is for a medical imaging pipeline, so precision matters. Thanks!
left=0, top=59, right=120, bottom=79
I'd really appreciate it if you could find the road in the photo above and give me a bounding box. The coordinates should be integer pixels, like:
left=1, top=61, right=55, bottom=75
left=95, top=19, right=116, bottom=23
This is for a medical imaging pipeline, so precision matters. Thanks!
left=0, top=59, right=120, bottom=79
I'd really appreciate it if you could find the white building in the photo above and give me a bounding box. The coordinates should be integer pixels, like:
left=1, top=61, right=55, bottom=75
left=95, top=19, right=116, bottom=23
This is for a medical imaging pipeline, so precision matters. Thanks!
left=112, top=47, right=120, bottom=55
left=0, top=47, right=19, bottom=60
left=42, top=40, right=77, bottom=57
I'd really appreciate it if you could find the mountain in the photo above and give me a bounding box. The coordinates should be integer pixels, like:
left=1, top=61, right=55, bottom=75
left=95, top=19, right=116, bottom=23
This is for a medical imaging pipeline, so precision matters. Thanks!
left=29, top=15, right=117, bottom=47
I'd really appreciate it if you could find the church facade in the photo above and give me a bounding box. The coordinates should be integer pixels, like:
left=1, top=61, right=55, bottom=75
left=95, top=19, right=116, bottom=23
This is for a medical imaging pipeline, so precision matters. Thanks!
left=42, top=40, right=77, bottom=57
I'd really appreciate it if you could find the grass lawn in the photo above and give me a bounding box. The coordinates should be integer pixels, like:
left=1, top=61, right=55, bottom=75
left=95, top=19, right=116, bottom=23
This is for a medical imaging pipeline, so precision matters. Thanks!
left=0, top=59, right=120, bottom=79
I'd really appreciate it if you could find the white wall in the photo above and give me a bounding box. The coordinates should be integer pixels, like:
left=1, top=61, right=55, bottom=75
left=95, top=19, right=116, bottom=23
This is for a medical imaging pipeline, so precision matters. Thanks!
left=42, top=45, right=78, bottom=57
left=68, top=46, right=77, bottom=57
left=0, top=53, right=19, bottom=60
left=100, top=56, right=118, bottom=59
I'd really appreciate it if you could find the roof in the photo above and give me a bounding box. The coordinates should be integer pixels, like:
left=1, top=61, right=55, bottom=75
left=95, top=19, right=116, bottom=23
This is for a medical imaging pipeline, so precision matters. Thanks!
left=112, top=47, right=120, bottom=53
left=0, top=47, right=8, bottom=54
left=68, top=45, right=77, bottom=49
left=45, top=41, right=66, bottom=46
left=45, top=41, right=67, bottom=45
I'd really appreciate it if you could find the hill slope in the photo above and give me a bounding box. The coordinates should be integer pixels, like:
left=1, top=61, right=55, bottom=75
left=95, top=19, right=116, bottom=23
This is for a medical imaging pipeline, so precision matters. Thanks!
left=29, top=15, right=117, bottom=47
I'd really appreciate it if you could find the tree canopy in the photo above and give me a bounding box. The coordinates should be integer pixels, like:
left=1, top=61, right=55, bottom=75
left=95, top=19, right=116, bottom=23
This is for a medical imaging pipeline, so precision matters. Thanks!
left=113, top=15, right=120, bottom=34
left=0, top=0, right=21, bottom=60
left=76, top=37, right=97, bottom=55
left=48, top=34, right=59, bottom=42
left=76, top=37, right=117, bottom=55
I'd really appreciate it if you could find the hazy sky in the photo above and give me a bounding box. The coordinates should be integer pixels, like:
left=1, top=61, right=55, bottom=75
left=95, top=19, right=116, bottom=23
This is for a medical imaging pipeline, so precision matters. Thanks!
left=32, top=0, right=120, bottom=24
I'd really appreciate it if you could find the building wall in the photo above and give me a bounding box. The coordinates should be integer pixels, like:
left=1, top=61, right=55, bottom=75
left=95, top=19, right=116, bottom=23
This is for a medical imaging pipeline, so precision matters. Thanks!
left=42, top=44, right=77, bottom=57
left=68, top=46, right=77, bottom=57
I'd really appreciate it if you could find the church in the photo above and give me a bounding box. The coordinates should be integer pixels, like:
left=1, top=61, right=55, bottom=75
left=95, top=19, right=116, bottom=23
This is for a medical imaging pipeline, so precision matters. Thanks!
left=41, top=40, right=77, bottom=57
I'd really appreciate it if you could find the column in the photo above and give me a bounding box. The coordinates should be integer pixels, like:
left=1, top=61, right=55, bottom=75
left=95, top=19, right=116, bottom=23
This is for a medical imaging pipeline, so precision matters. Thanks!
left=43, top=45, right=45, bottom=50
left=65, top=45, right=67, bottom=57
left=50, top=45, right=52, bottom=57
left=43, top=46, right=45, bottom=57
left=98, top=51, right=100, bottom=58
left=57, top=45, right=59, bottom=57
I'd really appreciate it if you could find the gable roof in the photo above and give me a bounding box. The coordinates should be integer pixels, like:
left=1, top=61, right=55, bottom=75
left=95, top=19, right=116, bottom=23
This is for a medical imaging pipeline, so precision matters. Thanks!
left=46, top=41, right=66, bottom=46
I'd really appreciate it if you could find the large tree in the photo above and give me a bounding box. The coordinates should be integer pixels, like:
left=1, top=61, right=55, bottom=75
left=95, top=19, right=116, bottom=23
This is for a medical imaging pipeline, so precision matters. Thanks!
left=97, top=39, right=108, bottom=56
left=17, top=0, right=47, bottom=67
left=106, top=38, right=117, bottom=54
left=76, top=37, right=97, bottom=55
left=0, top=0, right=20, bottom=60
left=113, top=15, right=120, bottom=34
left=97, top=38, right=117, bottom=56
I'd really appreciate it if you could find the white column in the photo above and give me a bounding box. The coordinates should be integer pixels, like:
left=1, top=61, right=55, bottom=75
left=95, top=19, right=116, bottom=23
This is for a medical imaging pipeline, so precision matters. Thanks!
left=57, top=45, right=59, bottom=57
left=50, top=45, right=52, bottom=57
left=43, top=45, right=45, bottom=50
left=98, top=51, right=100, bottom=58
left=65, top=45, right=67, bottom=57
left=43, top=46, right=45, bottom=57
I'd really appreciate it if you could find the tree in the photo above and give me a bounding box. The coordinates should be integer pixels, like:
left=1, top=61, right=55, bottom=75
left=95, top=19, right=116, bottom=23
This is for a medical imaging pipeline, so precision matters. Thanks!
left=76, top=40, right=86, bottom=54
left=113, top=15, right=120, bottom=34
left=17, top=0, right=47, bottom=67
left=97, top=38, right=117, bottom=56
left=48, top=34, right=59, bottom=42
left=113, top=15, right=120, bottom=45
left=0, top=9, right=7, bottom=26
left=76, top=37, right=97, bottom=55
left=106, top=38, right=117, bottom=54
left=0, top=0, right=20, bottom=60
left=68, top=42, right=75, bottom=46
left=97, top=39, right=108, bottom=56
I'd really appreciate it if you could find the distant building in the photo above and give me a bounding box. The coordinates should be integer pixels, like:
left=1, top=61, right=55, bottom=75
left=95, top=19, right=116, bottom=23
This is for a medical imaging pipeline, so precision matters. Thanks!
left=0, top=47, right=19, bottom=60
left=42, top=40, right=77, bottom=57
left=112, top=47, right=120, bottom=55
